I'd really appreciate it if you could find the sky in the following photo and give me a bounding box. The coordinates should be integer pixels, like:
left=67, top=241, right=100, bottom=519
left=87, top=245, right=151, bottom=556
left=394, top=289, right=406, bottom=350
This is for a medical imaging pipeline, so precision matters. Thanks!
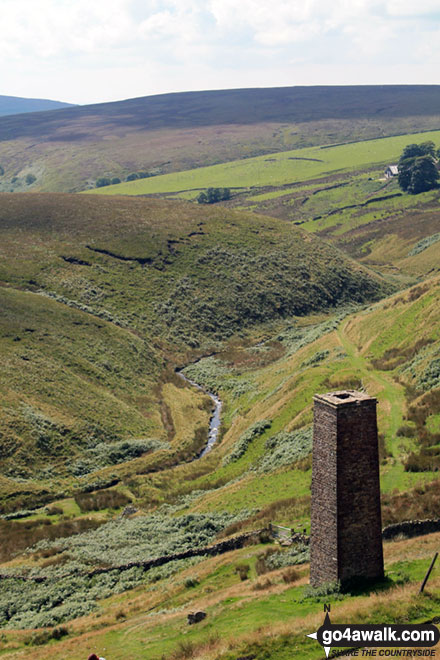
left=1, top=0, right=440, bottom=106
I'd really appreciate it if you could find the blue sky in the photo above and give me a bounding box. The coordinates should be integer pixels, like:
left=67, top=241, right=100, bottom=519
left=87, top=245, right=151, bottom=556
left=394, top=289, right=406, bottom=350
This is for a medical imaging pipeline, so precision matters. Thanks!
left=1, top=0, right=440, bottom=105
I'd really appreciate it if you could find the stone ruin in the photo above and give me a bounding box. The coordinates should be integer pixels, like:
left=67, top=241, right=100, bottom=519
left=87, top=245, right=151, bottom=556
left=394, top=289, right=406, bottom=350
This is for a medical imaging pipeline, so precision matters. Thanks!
left=310, top=390, right=384, bottom=587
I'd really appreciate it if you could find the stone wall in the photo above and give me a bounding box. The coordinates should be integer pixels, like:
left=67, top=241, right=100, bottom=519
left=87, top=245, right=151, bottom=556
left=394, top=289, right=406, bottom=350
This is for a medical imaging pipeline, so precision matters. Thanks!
left=382, top=518, right=440, bottom=540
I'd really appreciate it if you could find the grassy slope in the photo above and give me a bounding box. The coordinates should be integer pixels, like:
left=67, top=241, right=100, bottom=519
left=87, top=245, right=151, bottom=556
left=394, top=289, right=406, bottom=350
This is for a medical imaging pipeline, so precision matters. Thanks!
left=2, top=85, right=440, bottom=192
left=93, top=129, right=440, bottom=284
left=90, top=129, right=440, bottom=196
left=1, top=197, right=440, bottom=654
left=173, top=279, right=440, bottom=516
left=0, top=193, right=388, bottom=502
left=2, top=527, right=440, bottom=659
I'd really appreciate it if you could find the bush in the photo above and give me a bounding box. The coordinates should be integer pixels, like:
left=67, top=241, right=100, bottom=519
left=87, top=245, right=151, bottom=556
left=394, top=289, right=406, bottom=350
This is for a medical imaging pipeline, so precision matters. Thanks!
left=264, top=544, right=310, bottom=570
left=184, top=577, right=199, bottom=588
left=223, top=420, right=271, bottom=465
left=70, top=438, right=165, bottom=476
left=396, top=424, right=416, bottom=438
left=282, top=567, right=300, bottom=583
left=303, top=580, right=341, bottom=600
left=74, top=489, right=131, bottom=512
left=408, top=233, right=440, bottom=256
left=0, top=512, right=249, bottom=629
left=25, top=174, right=36, bottom=185
left=95, top=177, right=112, bottom=188
left=252, top=578, right=272, bottom=590
left=46, top=506, right=63, bottom=516
left=301, top=350, right=329, bottom=367
left=235, top=563, right=250, bottom=581
left=257, top=427, right=312, bottom=472
left=197, top=188, right=231, bottom=204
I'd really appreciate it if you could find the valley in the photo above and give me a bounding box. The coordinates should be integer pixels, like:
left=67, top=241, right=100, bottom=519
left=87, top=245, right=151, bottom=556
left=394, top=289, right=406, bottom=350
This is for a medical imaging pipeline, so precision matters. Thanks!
left=0, top=86, right=440, bottom=659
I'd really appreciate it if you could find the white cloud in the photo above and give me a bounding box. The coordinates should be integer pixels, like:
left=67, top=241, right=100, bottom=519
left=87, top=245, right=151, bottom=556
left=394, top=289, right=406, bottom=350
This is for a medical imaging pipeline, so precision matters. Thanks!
left=0, top=0, right=438, bottom=104
left=385, top=0, right=440, bottom=16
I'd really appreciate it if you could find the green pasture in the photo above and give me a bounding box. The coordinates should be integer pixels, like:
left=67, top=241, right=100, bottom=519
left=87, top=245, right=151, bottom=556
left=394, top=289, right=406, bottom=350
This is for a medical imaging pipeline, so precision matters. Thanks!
left=89, top=129, right=440, bottom=197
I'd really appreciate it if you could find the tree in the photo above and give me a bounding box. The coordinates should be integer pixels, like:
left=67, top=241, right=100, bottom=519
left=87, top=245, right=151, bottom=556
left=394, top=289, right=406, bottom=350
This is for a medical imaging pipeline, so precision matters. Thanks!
left=95, top=177, right=111, bottom=188
left=401, top=141, right=435, bottom=160
left=197, top=191, right=208, bottom=204
left=197, top=187, right=231, bottom=204
left=25, top=174, right=36, bottom=185
left=398, top=142, right=439, bottom=195
left=111, top=177, right=121, bottom=185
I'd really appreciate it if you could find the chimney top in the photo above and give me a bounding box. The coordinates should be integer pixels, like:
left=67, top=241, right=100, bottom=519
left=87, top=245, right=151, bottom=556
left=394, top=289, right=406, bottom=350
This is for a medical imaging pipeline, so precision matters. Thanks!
left=314, top=390, right=376, bottom=407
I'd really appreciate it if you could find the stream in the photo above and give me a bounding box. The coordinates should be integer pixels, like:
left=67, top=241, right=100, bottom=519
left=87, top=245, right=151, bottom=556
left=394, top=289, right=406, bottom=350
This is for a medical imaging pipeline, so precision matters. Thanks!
left=176, top=370, right=222, bottom=457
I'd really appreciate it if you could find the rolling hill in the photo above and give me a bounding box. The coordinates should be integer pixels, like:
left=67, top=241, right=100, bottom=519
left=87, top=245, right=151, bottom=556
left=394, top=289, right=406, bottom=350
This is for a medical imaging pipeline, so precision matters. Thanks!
left=1, top=85, right=440, bottom=192
left=0, top=94, right=75, bottom=117
left=0, top=192, right=389, bottom=503
left=91, top=127, right=440, bottom=283
left=1, top=88, right=440, bottom=658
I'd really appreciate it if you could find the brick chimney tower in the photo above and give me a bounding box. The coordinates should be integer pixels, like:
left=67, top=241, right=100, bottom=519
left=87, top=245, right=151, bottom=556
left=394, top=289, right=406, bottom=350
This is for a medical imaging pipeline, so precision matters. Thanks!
left=310, top=390, right=384, bottom=587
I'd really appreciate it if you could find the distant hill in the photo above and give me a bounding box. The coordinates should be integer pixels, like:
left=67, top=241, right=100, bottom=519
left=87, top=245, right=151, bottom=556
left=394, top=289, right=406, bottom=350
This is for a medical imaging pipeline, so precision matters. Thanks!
left=1, top=85, right=440, bottom=192
left=0, top=94, right=75, bottom=117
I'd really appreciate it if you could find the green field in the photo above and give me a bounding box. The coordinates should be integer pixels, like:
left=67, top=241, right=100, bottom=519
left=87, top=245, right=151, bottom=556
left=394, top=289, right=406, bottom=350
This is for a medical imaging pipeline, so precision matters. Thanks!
left=3, top=84, right=440, bottom=193
left=89, top=129, right=440, bottom=196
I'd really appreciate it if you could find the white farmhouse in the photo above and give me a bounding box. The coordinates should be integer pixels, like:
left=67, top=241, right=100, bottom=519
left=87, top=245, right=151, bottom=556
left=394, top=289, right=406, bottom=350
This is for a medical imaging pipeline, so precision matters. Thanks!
left=385, top=165, right=399, bottom=178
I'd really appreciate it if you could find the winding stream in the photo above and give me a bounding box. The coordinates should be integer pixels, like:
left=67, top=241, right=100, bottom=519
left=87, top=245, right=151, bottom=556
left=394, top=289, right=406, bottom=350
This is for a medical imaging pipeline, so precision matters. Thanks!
left=176, top=370, right=222, bottom=457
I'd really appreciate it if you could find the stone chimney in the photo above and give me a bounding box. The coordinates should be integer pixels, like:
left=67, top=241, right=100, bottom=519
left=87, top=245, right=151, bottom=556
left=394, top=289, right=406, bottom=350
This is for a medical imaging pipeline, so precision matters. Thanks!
left=310, top=390, right=384, bottom=587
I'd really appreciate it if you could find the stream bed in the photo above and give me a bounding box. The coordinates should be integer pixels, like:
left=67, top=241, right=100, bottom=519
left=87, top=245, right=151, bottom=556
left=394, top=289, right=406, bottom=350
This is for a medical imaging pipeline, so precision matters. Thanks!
left=176, top=370, right=222, bottom=457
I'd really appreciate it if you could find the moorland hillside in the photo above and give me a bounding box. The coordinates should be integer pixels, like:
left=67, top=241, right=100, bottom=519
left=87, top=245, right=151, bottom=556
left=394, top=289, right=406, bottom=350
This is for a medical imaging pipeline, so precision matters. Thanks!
left=1, top=90, right=440, bottom=659
left=2, top=85, right=440, bottom=192
left=92, top=127, right=440, bottom=283
left=0, top=192, right=389, bottom=502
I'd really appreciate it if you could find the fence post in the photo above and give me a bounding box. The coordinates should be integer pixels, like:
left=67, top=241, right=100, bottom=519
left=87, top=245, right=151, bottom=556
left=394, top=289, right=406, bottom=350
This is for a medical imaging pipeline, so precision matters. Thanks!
left=419, top=552, right=438, bottom=594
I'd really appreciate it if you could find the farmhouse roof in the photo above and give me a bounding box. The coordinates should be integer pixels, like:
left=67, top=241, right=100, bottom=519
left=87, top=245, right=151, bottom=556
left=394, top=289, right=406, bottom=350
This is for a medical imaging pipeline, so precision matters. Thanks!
left=386, top=165, right=399, bottom=175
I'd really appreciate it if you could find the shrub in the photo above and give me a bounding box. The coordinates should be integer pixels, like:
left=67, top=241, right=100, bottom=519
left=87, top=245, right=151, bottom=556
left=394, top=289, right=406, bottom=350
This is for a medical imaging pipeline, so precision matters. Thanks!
left=408, top=233, right=440, bottom=256
left=74, top=489, right=131, bottom=512
left=303, top=580, right=342, bottom=600
left=282, top=567, right=300, bottom=584
left=95, top=177, right=111, bottom=188
left=419, top=359, right=440, bottom=391
left=264, top=544, right=309, bottom=570
left=257, top=427, right=312, bottom=472
left=184, top=577, right=199, bottom=588
left=235, top=563, right=250, bottom=581
left=396, top=424, right=416, bottom=438
left=301, top=350, right=329, bottom=367
left=223, top=420, right=271, bottom=465
left=197, top=188, right=231, bottom=204
left=25, top=174, right=36, bottom=185
left=46, top=506, right=63, bottom=516
left=252, top=578, right=272, bottom=590
left=70, top=438, right=165, bottom=476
